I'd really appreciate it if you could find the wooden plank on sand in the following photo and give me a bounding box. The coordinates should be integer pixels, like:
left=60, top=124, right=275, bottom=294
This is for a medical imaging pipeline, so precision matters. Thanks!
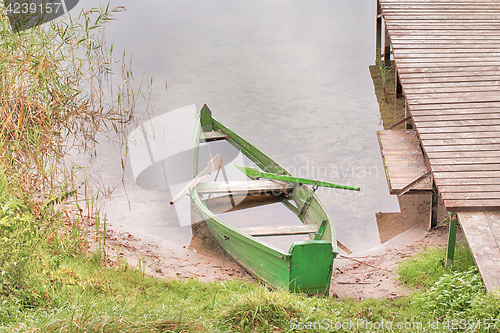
left=457, top=212, right=500, bottom=292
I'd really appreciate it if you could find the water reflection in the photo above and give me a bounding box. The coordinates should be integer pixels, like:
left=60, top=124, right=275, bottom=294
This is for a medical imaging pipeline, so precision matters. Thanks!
left=73, top=0, right=399, bottom=253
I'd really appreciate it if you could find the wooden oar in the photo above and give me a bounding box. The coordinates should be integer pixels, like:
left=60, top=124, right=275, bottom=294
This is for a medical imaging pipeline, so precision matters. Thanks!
left=233, top=165, right=360, bottom=191
left=170, top=154, right=223, bottom=205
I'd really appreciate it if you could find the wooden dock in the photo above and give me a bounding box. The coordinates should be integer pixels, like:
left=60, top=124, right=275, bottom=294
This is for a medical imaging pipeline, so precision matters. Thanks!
left=378, top=0, right=500, bottom=292
left=380, top=0, right=500, bottom=212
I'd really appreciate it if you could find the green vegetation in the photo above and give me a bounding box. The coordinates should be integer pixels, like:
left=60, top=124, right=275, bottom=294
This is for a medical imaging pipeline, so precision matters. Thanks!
left=0, top=171, right=83, bottom=324
left=1, top=210, right=498, bottom=332
left=399, top=246, right=499, bottom=331
left=0, top=3, right=499, bottom=333
left=378, top=62, right=392, bottom=103
left=1, top=173, right=499, bottom=331
left=415, top=268, right=485, bottom=318
left=398, top=244, right=475, bottom=288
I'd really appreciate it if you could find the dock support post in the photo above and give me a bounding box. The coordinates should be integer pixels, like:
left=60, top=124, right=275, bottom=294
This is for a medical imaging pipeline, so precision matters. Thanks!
left=404, top=101, right=413, bottom=130
left=376, top=0, right=382, bottom=64
left=429, top=188, right=438, bottom=229
left=396, top=72, right=403, bottom=98
left=384, top=27, right=391, bottom=68
left=446, top=212, right=458, bottom=266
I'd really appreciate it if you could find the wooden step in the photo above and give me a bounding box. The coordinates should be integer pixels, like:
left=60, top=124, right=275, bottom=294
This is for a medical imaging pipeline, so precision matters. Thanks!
left=377, top=129, right=433, bottom=194
left=196, top=180, right=294, bottom=195
left=241, top=224, right=320, bottom=237
left=201, top=131, right=228, bottom=142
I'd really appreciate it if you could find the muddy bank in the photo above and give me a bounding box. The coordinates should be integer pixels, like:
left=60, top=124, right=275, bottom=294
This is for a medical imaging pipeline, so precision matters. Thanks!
left=79, top=196, right=459, bottom=300
left=331, top=223, right=464, bottom=300
left=80, top=213, right=251, bottom=283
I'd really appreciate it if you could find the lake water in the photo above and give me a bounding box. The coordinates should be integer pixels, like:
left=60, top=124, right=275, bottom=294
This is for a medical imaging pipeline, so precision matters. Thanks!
left=73, top=0, right=399, bottom=254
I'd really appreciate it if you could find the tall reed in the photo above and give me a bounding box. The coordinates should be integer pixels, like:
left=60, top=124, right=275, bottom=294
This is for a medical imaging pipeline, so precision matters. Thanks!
left=0, top=4, right=146, bottom=199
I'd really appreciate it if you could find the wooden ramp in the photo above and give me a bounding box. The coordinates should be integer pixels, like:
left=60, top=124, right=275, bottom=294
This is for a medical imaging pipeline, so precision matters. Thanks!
left=458, top=212, right=500, bottom=292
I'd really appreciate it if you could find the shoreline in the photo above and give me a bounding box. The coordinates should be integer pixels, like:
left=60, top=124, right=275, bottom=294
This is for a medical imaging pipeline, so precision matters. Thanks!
left=81, top=203, right=463, bottom=300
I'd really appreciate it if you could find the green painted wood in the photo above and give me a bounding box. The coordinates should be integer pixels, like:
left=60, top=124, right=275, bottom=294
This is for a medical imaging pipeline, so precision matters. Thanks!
left=314, top=220, right=328, bottom=240
left=447, top=213, right=458, bottom=266
left=189, top=105, right=337, bottom=295
left=196, top=180, right=293, bottom=195
left=289, top=241, right=334, bottom=294
left=233, top=165, right=361, bottom=191
left=200, top=104, right=213, bottom=132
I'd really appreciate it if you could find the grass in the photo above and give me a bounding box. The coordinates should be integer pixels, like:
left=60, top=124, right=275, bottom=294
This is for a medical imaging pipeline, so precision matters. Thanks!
left=220, top=289, right=303, bottom=332
left=398, top=246, right=499, bottom=328
left=1, top=179, right=498, bottom=332
left=0, top=3, right=499, bottom=333
left=378, top=62, right=392, bottom=103
left=398, top=244, right=476, bottom=288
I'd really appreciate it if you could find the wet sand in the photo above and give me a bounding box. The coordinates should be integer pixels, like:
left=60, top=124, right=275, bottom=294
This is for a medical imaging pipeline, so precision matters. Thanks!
left=79, top=194, right=461, bottom=300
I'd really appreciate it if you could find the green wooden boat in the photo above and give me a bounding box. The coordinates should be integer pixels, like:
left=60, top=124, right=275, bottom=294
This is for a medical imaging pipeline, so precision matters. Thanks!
left=187, top=105, right=356, bottom=295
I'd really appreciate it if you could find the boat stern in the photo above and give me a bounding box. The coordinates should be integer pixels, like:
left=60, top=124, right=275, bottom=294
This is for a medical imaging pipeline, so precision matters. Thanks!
left=288, top=241, right=334, bottom=296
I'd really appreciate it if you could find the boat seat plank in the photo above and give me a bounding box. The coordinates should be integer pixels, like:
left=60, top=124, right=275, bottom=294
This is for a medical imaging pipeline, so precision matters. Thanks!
left=201, top=131, right=228, bottom=142
left=197, top=180, right=294, bottom=194
left=203, top=193, right=284, bottom=215
left=241, top=224, right=320, bottom=237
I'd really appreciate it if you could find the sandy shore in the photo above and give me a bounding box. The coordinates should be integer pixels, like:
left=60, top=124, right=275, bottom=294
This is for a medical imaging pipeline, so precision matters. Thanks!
left=79, top=197, right=462, bottom=300
left=331, top=223, right=463, bottom=299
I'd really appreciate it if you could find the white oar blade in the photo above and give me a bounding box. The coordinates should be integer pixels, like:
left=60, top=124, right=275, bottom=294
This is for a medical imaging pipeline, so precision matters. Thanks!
left=170, top=154, right=222, bottom=205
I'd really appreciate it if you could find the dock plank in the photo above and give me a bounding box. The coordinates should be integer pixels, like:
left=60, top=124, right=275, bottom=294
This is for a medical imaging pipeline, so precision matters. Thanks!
left=440, top=185, right=500, bottom=193
left=414, top=119, right=500, bottom=128
left=428, top=157, right=500, bottom=165
left=410, top=101, right=500, bottom=110
left=446, top=200, right=500, bottom=211
left=442, top=192, right=500, bottom=200
left=421, top=138, right=500, bottom=146
left=435, top=177, right=500, bottom=186
left=412, top=109, right=500, bottom=116
left=424, top=145, right=500, bottom=153
left=431, top=164, right=500, bottom=172
left=414, top=114, right=500, bottom=122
